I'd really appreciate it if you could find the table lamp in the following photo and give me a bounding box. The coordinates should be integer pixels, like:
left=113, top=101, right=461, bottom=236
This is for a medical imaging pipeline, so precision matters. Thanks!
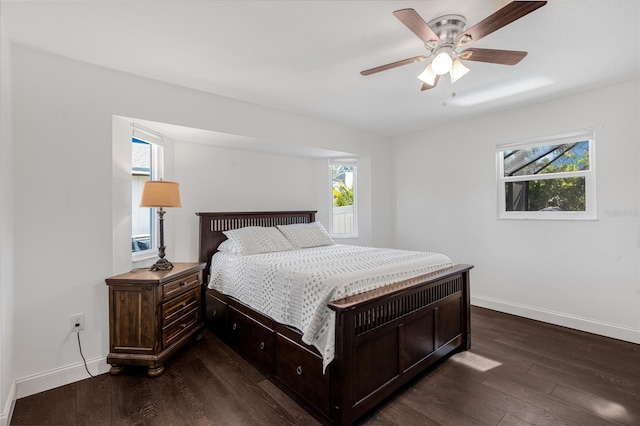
left=139, top=180, right=182, bottom=271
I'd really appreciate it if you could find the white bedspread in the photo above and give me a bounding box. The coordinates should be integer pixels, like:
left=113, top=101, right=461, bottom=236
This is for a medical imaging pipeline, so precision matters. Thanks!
left=208, top=244, right=453, bottom=370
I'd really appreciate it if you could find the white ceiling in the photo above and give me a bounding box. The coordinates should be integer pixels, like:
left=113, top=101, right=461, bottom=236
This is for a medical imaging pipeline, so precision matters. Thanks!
left=3, top=0, right=640, bottom=138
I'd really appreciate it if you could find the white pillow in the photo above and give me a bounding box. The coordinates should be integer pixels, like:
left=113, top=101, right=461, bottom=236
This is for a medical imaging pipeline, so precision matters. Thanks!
left=222, top=226, right=294, bottom=255
left=277, top=221, right=335, bottom=248
left=217, top=238, right=241, bottom=254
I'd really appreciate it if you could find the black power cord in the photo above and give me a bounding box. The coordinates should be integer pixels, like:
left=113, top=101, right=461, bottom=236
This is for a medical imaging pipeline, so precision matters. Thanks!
left=76, top=330, right=95, bottom=378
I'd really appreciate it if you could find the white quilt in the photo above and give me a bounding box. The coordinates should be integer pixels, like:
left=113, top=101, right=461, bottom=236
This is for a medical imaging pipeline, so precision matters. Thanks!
left=208, top=244, right=453, bottom=371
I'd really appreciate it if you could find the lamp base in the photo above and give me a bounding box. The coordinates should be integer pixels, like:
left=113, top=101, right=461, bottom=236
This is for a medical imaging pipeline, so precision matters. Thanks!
left=149, top=258, right=174, bottom=272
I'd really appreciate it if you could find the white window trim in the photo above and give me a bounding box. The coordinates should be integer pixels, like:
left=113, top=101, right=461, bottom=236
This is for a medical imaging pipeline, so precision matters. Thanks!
left=132, top=124, right=165, bottom=262
left=496, top=128, right=596, bottom=220
left=329, top=159, right=358, bottom=238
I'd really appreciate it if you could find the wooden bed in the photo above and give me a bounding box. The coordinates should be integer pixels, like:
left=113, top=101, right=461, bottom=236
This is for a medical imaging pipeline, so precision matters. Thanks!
left=197, top=210, right=473, bottom=425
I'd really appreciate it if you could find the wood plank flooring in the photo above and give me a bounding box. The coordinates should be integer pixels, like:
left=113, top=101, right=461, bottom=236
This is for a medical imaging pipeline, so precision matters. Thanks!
left=11, top=306, right=640, bottom=425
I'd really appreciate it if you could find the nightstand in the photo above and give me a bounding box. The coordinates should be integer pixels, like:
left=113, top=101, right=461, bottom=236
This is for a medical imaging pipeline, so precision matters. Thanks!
left=105, top=262, right=206, bottom=377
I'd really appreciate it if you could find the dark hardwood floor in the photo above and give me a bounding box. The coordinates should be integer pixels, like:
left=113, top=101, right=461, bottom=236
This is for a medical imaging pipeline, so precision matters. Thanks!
left=11, top=306, right=640, bottom=425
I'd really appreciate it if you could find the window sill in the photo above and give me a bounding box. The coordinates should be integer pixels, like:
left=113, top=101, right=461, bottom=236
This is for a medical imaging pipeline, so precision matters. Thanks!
left=132, top=250, right=157, bottom=263
left=332, top=235, right=359, bottom=240
left=498, top=213, right=597, bottom=221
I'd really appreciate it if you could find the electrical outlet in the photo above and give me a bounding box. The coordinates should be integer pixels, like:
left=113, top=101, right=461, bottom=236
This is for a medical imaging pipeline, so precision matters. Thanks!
left=70, top=313, right=85, bottom=331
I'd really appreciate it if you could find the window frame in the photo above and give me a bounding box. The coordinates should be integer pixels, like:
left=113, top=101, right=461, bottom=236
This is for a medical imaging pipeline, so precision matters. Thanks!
left=329, top=159, right=358, bottom=238
left=496, top=128, right=596, bottom=220
left=131, top=125, right=165, bottom=262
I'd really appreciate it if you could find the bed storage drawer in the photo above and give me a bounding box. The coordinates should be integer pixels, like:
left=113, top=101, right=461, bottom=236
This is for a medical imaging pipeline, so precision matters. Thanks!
left=275, top=334, right=331, bottom=417
left=205, top=291, right=227, bottom=336
left=227, top=306, right=275, bottom=373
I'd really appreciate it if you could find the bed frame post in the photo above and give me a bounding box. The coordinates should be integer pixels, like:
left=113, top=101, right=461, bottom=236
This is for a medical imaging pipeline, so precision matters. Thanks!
left=332, top=308, right=356, bottom=425
left=461, top=268, right=472, bottom=350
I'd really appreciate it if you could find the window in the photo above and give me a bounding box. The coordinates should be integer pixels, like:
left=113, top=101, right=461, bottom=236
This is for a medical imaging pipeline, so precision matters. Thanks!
left=131, top=125, right=164, bottom=259
left=330, top=161, right=357, bottom=237
left=496, top=129, right=596, bottom=220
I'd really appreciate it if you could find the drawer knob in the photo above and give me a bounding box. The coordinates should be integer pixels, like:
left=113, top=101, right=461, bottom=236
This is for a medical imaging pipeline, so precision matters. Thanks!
left=232, top=323, right=237, bottom=331
left=180, top=281, right=187, bottom=286
left=296, top=366, right=303, bottom=376
left=181, top=302, right=187, bottom=308
left=212, top=309, right=217, bottom=316
left=259, top=341, right=265, bottom=350
left=180, top=323, right=187, bottom=329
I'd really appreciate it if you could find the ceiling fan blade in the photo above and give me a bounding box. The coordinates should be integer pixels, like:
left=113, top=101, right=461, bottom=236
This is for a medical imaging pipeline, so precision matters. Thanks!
left=393, top=9, right=441, bottom=45
left=457, top=1, right=546, bottom=46
left=360, top=56, right=428, bottom=76
left=420, top=75, right=440, bottom=91
left=459, top=48, right=528, bottom=65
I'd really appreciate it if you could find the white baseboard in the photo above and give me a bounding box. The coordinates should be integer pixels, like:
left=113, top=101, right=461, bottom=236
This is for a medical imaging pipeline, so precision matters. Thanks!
left=0, top=380, right=16, bottom=426
left=472, top=295, right=640, bottom=344
left=15, top=355, right=110, bottom=399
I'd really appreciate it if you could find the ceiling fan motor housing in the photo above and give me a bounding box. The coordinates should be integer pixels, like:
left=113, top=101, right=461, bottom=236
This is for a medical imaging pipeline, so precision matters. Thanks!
left=426, top=14, right=467, bottom=51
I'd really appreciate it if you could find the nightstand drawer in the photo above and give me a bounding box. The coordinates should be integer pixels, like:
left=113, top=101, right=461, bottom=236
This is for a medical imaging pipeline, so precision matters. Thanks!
left=162, top=308, right=199, bottom=348
left=163, top=287, right=200, bottom=325
left=162, top=272, right=200, bottom=299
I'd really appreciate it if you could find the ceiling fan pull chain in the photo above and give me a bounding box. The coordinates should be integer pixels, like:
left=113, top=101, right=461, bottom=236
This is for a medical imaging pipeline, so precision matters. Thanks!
left=441, top=71, right=452, bottom=107
left=441, top=74, right=449, bottom=107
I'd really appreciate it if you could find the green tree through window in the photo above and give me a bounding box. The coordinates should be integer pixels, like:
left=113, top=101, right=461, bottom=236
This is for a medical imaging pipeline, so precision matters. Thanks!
left=505, top=141, right=588, bottom=212
left=331, top=162, right=357, bottom=236
left=497, top=130, right=595, bottom=219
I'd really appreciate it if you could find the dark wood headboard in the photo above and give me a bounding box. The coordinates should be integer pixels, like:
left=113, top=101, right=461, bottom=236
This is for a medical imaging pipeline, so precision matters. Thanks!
left=195, top=211, right=317, bottom=279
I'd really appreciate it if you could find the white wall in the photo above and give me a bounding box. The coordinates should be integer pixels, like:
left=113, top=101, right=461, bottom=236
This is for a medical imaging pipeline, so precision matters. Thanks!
left=393, top=80, right=640, bottom=343
left=10, top=44, right=392, bottom=399
left=0, top=15, right=16, bottom=426
left=174, top=142, right=319, bottom=262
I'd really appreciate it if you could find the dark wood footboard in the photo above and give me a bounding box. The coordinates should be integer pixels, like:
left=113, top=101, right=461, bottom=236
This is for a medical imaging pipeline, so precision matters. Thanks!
left=197, top=211, right=472, bottom=425
left=329, top=264, right=472, bottom=424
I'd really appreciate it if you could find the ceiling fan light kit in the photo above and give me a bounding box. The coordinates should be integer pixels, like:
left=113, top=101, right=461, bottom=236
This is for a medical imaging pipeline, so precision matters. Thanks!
left=361, top=1, right=547, bottom=92
left=418, top=64, right=438, bottom=86
left=450, top=59, right=470, bottom=83
left=431, top=49, right=454, bottom=75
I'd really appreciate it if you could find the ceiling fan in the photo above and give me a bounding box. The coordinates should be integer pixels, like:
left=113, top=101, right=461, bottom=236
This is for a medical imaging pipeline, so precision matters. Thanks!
left=361, top=1, right=547, bottom=91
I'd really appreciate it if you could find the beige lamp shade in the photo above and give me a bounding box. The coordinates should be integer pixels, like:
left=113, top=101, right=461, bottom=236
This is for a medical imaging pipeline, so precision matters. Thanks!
left=139, top=181, right=182, bottom=208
